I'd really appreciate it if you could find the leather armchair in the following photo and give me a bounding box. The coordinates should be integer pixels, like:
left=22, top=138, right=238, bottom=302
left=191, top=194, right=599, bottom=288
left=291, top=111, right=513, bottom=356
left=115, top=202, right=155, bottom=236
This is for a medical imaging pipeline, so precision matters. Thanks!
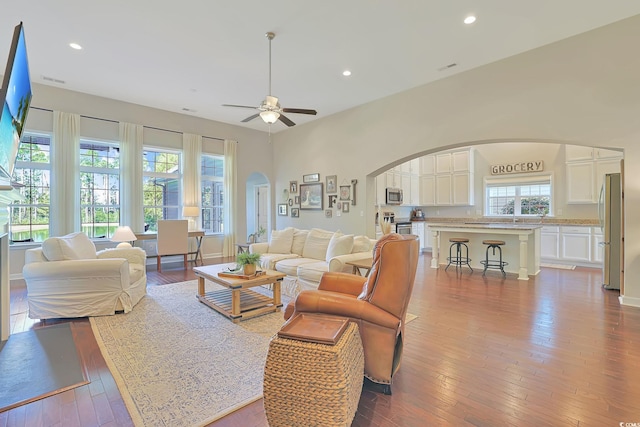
left=284, top=233, right=419, bottom=392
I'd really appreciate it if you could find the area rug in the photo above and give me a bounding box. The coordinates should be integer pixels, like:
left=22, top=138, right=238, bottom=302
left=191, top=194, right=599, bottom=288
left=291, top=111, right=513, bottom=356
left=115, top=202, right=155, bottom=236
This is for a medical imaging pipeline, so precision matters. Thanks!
left=0, top=323, right=89, bottom=412
left=90, top=280, right=289, bottom=427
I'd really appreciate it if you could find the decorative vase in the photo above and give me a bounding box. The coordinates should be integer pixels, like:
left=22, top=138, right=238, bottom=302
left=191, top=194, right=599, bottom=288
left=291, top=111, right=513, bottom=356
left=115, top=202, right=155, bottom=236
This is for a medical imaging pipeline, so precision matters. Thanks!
left=243, top=264, right=257, bottom=275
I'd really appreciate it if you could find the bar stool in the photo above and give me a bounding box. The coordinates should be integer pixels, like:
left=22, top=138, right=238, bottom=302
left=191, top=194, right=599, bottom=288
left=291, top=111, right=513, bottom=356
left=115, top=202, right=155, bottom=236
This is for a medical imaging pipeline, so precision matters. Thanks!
left=445, top=237, right=473, bottom=272
left=480, top=240, right=508, bottom=277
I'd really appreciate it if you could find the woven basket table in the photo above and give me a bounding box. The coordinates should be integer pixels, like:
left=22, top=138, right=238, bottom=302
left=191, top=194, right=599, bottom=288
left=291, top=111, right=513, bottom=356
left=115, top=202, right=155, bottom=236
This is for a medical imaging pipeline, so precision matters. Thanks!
left=263, top=322, right=364, bottom=427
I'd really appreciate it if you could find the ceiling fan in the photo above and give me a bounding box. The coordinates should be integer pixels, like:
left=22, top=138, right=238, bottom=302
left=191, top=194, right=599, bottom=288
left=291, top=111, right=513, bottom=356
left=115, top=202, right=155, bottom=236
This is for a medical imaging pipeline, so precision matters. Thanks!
left=222, top=32, right=317, bottom=127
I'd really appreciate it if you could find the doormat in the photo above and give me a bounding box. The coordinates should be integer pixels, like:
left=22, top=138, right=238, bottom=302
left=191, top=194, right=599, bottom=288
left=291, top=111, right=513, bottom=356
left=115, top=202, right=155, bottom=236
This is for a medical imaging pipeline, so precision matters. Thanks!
left=0, top=323, right=89, bottom=412
left=540, top=263, right=576, bottom=270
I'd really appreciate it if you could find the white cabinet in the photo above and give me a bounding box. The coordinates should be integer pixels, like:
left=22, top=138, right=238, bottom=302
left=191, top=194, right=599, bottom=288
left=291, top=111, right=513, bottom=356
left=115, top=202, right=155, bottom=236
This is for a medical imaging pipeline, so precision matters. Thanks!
left=541, top=226, right=560, bottom=260
left=541, top=225, right=602, bottom=266
left=452, top=173, right=473, bottom=205
left=422, top=148, right=474, bottom=206
left=411, top=222, right=426, bottom=250
left=565, top=145, right=622, bottom=204
left=566, top=162, right=595, bottom=203
left=421, top=175, right=435, bottom=205
left=421, top=155, right=435, bottom=175
left=409, top=175, right=420, bottom=205
left=376, top=174, right=386, bottom=206
left=435, top=175, right=452, bottom=205
left=560, top=226, right=591, bottom=262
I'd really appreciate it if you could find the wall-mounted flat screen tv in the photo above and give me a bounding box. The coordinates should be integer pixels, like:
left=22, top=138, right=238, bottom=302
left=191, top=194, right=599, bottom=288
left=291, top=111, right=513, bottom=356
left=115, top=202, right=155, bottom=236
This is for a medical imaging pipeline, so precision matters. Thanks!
left=0, top=22, right=32, bottom=185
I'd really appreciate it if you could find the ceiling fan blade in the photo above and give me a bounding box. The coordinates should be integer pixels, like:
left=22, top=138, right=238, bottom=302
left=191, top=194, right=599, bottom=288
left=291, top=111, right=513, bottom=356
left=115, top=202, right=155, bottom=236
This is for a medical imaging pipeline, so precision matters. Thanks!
left=222, top=104, right=258, bottom=110
left=278, top=114, right=296, bottom=127
left=241, top=113, right=261, bottom=123
left=282, top=108, right=317, bottom=115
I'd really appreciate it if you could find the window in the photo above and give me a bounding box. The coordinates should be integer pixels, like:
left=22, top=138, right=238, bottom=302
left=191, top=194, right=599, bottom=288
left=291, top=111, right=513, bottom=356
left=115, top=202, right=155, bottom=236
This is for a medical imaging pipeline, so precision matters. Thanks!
left=201, top=154, right=224, bottom=233
left=80, top=139, right=120, bottom=238
left=143, top=148, right=181, bottom=232
left=485, top=176, right=551, bottom=217
left=9, top=133, right=51, bottom=243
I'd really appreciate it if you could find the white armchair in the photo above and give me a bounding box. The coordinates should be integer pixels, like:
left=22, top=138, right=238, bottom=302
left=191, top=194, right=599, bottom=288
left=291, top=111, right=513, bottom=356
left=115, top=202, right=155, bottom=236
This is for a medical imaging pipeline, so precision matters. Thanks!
left=22, top=232, right=147, bottom=319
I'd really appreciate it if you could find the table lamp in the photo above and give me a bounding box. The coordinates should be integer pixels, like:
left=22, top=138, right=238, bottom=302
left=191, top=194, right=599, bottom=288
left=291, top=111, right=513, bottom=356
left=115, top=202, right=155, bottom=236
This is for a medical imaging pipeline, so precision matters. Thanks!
left=112, top=226, right=137, bottom=248
left=183, top=206, right=200, bottom=230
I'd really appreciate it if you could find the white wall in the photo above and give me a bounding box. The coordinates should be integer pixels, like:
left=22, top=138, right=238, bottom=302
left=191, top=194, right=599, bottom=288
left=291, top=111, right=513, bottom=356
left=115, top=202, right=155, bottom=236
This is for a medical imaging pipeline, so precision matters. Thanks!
left=272, top=15, right=640, bottom=304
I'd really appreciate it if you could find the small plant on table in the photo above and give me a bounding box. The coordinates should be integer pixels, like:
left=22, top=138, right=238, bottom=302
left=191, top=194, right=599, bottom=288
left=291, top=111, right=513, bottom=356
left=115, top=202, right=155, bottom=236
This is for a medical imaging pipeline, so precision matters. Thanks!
left=236, top=252, right=261, bottom=275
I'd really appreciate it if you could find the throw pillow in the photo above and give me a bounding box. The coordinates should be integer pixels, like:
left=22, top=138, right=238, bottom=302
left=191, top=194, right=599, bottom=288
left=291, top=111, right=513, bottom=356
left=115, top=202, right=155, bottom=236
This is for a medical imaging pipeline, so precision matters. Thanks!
left=326, top=234, right=354, bottom=262
left=353, top=235, right=373, bottom=253
left=302, top=228, right=335, bottom=260
left=291, top=229, right=309, bottom=256
left=268, top=228, right=295, bottom=254
left=41, top=232, right=97, bottom=261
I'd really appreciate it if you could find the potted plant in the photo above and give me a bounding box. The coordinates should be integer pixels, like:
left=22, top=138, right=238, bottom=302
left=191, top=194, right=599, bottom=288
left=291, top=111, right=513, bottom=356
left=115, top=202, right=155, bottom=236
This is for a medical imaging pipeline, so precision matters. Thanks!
left=247, top=226, right=266, bottom=244
left=236, top=252, right=261, bottom=275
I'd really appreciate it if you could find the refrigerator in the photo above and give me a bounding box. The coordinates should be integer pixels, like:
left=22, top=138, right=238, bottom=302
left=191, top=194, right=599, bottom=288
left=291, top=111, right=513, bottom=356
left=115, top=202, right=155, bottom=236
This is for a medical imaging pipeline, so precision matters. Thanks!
left=598, top=173, right=622, bottom=290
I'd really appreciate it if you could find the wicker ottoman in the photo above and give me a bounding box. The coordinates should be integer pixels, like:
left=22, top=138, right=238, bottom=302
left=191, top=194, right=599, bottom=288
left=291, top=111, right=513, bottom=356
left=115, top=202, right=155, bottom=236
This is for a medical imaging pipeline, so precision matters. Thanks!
left=263, top=322, right=364, bottom=427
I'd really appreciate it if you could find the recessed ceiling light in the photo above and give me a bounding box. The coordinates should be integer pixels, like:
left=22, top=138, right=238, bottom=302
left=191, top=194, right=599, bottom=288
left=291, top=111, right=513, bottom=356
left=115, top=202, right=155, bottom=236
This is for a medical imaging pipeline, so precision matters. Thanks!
left=342, top=70, right=352, bottom=77
left=69, top=43, right=82, bottom=50
left=464, top=15, right=476, bottom=25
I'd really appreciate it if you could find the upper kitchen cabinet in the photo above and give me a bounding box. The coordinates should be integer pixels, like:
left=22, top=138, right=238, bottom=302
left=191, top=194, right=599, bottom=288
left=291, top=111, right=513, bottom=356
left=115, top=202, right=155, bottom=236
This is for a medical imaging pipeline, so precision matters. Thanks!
left=423, top=148, right=474, bottom=206
left=565, top=145, right=622, bottom=204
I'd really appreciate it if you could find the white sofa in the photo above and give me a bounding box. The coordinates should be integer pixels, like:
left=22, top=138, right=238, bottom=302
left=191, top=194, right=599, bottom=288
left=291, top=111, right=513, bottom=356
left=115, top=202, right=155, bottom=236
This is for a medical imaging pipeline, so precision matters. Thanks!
left=22, top=232, right=147, bottom=319
left=249, top=227, right=376, bottom=297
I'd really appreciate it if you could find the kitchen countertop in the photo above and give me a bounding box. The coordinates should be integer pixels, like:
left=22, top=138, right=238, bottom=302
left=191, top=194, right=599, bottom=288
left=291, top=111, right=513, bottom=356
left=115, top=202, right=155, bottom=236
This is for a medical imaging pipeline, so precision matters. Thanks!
left=428, top=222, right=543, bottom=231
left=410, top=217, right=598, bottom=226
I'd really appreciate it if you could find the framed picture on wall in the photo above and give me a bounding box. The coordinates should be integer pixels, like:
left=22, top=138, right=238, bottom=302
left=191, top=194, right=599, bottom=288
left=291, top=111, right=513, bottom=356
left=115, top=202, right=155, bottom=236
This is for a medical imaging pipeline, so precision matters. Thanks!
left=339, top=185, right=351, bottom=201
left=342, top=202, right=350, bottom=213
left=299, top=183, right=323, bottom=210
left=291, top=208, right=299, bottom=218
left=325, top=209, right=332, bottom=218
left=326, top=175, right=337, bottom=193
left=295, top=196, right=300, bottom=205
left=278, top=204, right=288, bottom=216
left=303, top=173, right=320, bottom=183
left=289, top=181, right=298, bottom=193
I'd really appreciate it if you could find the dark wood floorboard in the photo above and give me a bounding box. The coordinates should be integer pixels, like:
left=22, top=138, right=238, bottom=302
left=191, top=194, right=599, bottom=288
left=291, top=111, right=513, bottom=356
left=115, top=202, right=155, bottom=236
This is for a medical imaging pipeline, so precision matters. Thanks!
left=5, top=254, right=640, bottom=426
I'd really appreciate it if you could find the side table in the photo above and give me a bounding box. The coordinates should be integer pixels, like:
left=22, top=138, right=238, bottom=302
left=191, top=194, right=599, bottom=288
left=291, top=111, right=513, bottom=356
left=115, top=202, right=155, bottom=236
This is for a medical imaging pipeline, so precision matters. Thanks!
left=263, top=321, right=364, bottom=426
left=236, top=243, right=250, bottom=254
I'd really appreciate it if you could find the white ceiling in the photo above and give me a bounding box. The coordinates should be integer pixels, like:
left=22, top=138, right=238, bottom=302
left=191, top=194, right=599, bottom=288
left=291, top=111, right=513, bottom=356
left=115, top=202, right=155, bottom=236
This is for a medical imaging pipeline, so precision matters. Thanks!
left=2, top=1, right=640, bottom=133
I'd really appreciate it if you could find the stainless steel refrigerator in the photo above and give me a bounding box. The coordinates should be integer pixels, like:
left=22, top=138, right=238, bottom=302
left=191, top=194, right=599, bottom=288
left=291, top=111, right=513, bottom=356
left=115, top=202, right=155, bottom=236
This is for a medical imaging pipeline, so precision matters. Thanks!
left=598, top=173, right=622, bottom=290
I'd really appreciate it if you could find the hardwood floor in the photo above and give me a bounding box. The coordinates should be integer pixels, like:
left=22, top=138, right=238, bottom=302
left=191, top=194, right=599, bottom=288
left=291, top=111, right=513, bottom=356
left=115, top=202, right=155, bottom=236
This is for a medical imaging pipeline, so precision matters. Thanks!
left=3, top=255, right=640, bottom=426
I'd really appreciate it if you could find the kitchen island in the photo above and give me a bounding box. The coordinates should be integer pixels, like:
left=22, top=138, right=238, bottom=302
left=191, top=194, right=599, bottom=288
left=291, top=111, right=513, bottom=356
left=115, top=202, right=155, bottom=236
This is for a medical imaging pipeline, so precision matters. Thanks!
left=428, top=223, right=543, bottom=280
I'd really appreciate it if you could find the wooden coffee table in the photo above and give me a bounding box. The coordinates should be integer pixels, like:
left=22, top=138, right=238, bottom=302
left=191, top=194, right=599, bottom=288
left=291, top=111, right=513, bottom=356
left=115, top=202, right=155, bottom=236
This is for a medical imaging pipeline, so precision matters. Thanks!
left=194, top=264, right=285, bottom=323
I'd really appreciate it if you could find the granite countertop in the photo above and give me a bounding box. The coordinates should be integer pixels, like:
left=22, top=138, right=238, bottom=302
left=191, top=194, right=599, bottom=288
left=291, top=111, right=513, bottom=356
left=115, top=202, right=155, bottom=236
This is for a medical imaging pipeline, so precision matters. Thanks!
left=411, top=217, right=599, bottom=226
left=427, top=222, right=543, bottom=231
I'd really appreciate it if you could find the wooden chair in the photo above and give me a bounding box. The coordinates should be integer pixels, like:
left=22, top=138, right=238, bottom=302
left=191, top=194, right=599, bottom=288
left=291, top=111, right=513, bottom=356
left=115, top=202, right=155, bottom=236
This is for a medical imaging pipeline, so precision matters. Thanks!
left=156, top=220, right=189, bottom=272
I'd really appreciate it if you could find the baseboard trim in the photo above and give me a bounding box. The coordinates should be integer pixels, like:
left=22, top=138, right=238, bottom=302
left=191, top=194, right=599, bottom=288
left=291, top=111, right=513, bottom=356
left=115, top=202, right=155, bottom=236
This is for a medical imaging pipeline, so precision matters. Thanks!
left=619, top=295, right=640, bottom=308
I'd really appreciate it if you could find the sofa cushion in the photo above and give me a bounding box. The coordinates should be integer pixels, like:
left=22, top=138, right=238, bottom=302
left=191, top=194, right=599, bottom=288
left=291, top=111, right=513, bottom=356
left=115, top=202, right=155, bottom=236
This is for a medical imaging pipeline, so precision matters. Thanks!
left=291, top=229, right=309, bottom=256
left=353, top=235, right=374, bottom=253
left=297, top=261, right=329, bottom=286
left=302, top=228, right=334, bottom=260
left=259, top=253, right=299, bottom=270
left=275, top=257, right=319, bottom=276
left=42, top=232, right=97, bottom=261
left=268, top=228, right=294, bottom=254
left=326, top=234, right=354, bottom=262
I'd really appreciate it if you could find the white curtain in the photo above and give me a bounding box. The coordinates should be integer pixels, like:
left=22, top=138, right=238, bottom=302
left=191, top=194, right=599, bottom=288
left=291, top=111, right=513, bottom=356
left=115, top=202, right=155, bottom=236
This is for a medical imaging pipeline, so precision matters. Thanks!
left=51, top=111, right=80, bottom=236
left=183, top=133, right=202, bottom=229
left=222, top=139, right=237, bottom=256
left=119, top=122, right=144, bottom=232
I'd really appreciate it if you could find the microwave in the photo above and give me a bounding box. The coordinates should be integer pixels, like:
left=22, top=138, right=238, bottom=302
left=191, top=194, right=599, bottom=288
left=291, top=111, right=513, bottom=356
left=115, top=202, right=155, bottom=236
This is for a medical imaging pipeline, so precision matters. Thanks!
left=385, top=187, right=403, bottom=205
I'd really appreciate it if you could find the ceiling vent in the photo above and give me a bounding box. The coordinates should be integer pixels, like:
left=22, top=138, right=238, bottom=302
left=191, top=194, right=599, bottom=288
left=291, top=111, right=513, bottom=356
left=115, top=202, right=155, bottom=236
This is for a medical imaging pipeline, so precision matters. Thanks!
left=41, top=75, right=66, bottom=84
left=437, top=63, right=458, bottom=72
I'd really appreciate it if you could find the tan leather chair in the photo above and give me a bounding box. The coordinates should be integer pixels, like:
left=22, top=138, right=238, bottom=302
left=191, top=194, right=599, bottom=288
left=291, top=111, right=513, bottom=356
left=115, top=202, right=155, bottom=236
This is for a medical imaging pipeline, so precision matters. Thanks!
left=156, top=220, right=189, bottom=272
left=284, top=233, right=419, bottom=394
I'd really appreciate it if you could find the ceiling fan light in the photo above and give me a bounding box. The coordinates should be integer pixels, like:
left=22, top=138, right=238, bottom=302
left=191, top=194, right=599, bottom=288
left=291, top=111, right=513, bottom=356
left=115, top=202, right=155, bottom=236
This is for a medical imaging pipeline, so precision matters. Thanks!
left=260, top=110, right=280, bottom=124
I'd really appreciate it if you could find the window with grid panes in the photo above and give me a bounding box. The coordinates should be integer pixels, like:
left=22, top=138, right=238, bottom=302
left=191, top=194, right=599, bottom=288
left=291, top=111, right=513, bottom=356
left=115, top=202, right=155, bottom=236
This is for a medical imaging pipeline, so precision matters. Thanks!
left=143, top=148, right=181, bottom=232
left=80, top=139, right=120, bottom=238
left=485, top=177, right=552, bottom=217
left=9, top=133, right=51, bottom=243
left=201, top=154, right=224, bottom=233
